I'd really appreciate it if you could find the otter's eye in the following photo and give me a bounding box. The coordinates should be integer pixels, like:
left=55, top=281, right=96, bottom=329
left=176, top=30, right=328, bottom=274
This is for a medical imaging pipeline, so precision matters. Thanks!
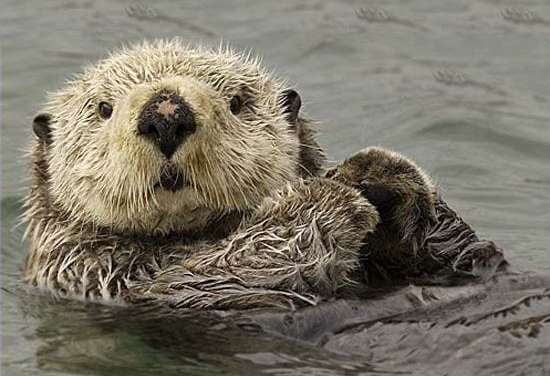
left=98, top=101, right=113, bottom=119
left=229, top=95, right=242, bottom=115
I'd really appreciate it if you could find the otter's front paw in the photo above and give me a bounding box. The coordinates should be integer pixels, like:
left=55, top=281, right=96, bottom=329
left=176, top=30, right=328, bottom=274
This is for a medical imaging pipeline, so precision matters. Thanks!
left=260, top=178, right=380, bottom=251
left=325, top=147, right=436, bottom=252
left=221, top=178, right=381, bottom=296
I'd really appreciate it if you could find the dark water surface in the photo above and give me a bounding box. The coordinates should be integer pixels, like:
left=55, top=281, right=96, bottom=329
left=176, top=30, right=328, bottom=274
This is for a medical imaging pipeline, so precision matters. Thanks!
left=2, top=1, right=549, bottom=375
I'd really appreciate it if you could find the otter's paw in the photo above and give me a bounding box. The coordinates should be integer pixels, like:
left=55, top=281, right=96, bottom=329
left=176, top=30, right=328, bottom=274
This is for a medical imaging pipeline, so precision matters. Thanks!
left=259, top=178, right=381, bottom=252
left=212, top=178, right=381, bottom=296
left=325, top=147, right=436, bottom=252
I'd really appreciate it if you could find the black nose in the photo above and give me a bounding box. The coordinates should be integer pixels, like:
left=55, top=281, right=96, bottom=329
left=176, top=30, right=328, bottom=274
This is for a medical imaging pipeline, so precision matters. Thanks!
left=137, top=91, right=196, bottom=158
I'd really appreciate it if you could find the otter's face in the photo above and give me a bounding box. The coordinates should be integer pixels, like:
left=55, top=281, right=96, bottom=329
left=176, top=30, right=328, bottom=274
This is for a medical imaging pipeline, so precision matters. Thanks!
left=33, top=40, right=309, bottom=234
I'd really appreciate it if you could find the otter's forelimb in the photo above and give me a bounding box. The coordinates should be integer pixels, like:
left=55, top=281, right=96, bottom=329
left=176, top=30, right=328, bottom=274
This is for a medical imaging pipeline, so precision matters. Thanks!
left=129, top=178, right=380, bottom=309
left=326, top=147, right=436, bottom=253
left=326, top=147, right=505, bottom=284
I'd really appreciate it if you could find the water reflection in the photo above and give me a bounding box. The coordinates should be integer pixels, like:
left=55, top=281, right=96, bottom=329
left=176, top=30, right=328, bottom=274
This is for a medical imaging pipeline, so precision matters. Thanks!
left=12, top=290, right=380, bottom=375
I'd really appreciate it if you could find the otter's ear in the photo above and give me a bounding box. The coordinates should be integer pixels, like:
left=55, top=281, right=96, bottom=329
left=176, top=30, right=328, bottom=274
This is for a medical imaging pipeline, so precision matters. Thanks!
left=281, top=89, right=301, bottom=124
left=33, top=113, right=52, bottom=144
left=280, top=89, right=326, bottom=177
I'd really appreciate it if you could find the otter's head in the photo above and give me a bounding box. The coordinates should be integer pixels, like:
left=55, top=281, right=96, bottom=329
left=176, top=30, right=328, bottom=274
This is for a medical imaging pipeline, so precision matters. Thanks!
left=31, top=39, right=324, bottom=234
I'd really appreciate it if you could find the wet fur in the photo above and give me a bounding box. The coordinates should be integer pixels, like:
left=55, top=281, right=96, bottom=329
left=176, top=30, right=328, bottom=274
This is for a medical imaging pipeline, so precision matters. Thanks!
left=24, top=39, right=505, bottom=310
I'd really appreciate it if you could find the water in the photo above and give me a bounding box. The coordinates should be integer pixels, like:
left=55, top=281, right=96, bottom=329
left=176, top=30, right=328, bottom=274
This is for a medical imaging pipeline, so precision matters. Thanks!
left=1, top=1, right=549, bottom=375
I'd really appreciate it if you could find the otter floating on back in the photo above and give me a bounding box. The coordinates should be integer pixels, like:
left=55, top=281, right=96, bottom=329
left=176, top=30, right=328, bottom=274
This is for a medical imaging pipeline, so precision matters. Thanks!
left=24, top=39, right=505, bottom=309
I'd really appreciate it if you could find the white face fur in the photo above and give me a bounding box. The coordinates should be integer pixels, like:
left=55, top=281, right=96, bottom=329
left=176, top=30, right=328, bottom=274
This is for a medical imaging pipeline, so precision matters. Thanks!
left=41, top=39, right=301, bottom=234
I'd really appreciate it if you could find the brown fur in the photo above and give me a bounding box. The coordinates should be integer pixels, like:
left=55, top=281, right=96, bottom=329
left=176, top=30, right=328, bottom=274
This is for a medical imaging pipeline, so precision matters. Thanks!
left=23, top=39, right=505, bottom=310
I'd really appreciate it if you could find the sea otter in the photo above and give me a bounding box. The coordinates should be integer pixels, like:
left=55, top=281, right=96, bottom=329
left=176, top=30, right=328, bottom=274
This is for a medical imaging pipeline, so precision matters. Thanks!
left=24, top=39, right=504, bottom=309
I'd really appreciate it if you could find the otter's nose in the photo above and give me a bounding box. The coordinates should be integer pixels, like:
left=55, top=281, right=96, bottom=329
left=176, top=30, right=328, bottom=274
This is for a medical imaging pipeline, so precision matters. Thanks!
left=137, top=91, right=196, bottom=159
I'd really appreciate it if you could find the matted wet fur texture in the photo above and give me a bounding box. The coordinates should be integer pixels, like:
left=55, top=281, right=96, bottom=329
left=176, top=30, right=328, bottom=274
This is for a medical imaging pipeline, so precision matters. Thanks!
left=23, top=39, right=505, bottom=310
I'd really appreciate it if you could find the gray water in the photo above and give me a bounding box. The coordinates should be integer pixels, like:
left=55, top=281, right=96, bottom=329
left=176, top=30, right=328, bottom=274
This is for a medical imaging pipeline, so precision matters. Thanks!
left=1, top=0, right=549, bottom=375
